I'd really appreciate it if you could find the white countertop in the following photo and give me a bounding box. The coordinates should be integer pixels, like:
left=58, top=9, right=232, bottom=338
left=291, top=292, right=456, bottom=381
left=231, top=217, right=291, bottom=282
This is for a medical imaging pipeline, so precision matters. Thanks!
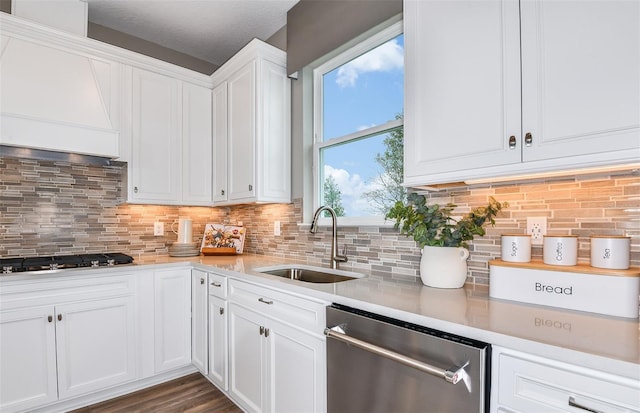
left=3, top=253, right=639, bottom=380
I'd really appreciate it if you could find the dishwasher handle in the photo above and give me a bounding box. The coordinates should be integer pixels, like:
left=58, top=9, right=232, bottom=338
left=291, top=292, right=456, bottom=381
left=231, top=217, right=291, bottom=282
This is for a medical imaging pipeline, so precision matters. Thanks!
left=325, top=324, right=472, bottom=392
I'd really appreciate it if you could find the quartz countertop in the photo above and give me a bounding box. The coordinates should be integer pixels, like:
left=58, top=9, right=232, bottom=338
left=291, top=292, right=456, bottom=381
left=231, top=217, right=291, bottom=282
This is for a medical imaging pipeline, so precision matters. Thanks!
left=3, top=253, right=639, bottom=380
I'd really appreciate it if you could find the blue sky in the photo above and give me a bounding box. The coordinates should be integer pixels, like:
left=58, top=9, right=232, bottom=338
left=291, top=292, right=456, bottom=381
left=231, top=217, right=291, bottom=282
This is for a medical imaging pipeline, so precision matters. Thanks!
left=321, top=35, right=404, bottom=216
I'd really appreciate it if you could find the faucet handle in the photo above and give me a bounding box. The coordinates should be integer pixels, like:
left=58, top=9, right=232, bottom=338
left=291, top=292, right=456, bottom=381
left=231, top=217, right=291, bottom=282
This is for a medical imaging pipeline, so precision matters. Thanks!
left=335, top=245, right=348, bottom=263
left=335, top=255, right=348, bottom=263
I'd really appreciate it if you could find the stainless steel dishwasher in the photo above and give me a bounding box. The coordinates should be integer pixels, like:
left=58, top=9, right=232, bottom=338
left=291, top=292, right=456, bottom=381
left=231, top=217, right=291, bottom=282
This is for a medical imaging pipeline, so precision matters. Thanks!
left=325, top=304, right=490, bottom=413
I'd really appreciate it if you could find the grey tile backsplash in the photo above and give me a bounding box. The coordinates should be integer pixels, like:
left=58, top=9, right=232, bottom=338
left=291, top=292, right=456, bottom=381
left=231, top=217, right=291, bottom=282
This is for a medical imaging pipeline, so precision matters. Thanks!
left=1, top=156, right=638, bottom=284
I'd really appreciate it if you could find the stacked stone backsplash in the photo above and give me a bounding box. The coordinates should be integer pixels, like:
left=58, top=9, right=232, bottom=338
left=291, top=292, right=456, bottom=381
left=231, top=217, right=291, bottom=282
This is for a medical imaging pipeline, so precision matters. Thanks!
left=1, top=156, right=638, bottom=285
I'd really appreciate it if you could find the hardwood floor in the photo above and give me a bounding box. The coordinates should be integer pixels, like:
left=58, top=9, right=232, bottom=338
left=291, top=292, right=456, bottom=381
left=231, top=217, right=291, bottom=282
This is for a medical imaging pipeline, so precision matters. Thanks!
left=71, top=373, right=243, bottom=413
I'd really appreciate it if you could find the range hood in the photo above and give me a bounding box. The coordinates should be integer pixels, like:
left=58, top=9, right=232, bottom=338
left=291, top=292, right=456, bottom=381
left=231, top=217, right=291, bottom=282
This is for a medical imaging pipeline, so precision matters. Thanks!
left=0, top=14, right=120, bottom=158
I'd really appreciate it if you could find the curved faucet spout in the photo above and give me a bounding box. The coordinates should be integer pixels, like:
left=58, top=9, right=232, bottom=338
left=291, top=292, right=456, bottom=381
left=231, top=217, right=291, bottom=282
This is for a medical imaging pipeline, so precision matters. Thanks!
left=310, top=206, right=348, bottom=269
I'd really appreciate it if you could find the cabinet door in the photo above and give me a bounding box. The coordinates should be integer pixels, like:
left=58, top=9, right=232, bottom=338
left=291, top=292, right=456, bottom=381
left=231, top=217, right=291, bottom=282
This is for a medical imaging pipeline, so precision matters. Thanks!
left=227, top=61, right=256, bottom=201
left=267, top=319, right=326, bottom=413
left=520, top=0, right=640, bottom=163
left=212, top=82, right=229, bottom=203
left=256, top=59, right=291, bottom=203
left=208, top=295, right=228, bottom=390
left=55, top=296, right=136, bottom=399
left=182, top=83, right=212, bottom=204
left=229, top=303, right=265, bottom=413
left=0, top=307, right=57, bottom=412
left=191, top=270, right=208, bottom=375
left=154, top=269, right=191, bottom=373
left=131, top=68, right=181, bottom=202
left=403, top=0, right=522, bottom=183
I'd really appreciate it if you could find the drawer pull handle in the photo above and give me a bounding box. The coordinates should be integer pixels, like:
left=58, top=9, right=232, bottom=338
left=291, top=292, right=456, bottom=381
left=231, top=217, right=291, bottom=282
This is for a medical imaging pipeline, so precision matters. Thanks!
left=258, top=298, right=273, bottom=305
left=211, top=282, right=222, bottom=287
left=568, top=396, right=603, bottom=413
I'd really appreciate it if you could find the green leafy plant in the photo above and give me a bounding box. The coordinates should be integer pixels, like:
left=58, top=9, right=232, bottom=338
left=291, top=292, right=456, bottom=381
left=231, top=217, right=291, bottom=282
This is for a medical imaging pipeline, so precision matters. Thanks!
left=386, top=193, right=508, bottom=249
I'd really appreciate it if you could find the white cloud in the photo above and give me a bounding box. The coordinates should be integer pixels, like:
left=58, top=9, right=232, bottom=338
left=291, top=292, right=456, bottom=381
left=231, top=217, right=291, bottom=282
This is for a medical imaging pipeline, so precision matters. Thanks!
left=324, top=165, right=383, bottom=216
left=336, top=39, right=404, bottom=88
left=357, top=123, right=377, bottom=131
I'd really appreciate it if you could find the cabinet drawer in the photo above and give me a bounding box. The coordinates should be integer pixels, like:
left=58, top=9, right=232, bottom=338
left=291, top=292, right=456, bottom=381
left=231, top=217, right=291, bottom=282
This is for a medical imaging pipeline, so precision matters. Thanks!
left=228, top=279, right=326, bottom=334
left=497, top=350, right=640, bottom=412
left=0, top=273, right=134, bottom=311
left=208, top=273, right=227, bottom=298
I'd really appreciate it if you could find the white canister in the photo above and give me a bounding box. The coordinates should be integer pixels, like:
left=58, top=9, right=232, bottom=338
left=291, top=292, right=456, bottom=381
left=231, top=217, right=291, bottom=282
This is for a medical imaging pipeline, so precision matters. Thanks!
left=543, top=235, right=578, bottom=266
left=501, top=234, right=531, bottom=263
left=590, top=236, right=630, bottom=270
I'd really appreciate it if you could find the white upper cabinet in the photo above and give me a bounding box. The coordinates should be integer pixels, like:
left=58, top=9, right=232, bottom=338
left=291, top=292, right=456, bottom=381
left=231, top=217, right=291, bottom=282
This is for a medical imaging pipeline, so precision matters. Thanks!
left=182, top=83, right=213, bottom=204
left=211, top=39, right=291, bottom=205
left=519, top=0, right=640, bottom=163
left=130, top=68, right=182, bottom=203
left=212, top=82, right=229, bottom=203
left=0, top=15, right=120, bottom=157
left=403, top=0, right=640, bottom=186
left=127, top=67, right=212, bottom=205
left=228, top=61, right=257, bottom=201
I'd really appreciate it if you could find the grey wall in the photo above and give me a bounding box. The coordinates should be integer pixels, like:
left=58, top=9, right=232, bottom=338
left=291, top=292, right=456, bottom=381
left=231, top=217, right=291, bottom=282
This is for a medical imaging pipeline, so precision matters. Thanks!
left=88, top=22, right=218, bottom=75
left=266, top=25, right=287, bottom=52
left=286, top=0, right=402, bottom=75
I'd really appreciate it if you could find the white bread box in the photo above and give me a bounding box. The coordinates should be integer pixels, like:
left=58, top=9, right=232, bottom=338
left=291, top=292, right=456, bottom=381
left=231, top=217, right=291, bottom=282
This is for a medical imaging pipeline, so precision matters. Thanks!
left=489, top=260, right=640, bottom=319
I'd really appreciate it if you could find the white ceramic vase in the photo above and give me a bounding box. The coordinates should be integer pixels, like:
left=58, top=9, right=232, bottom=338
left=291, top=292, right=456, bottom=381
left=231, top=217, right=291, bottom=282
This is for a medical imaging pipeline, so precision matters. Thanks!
left=419, top=246, right=470, bottom=288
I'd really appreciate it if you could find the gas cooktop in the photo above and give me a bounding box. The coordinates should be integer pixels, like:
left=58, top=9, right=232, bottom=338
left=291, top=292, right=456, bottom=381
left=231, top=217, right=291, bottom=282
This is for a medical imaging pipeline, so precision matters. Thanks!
left=0, top=253, right=134, bottom=274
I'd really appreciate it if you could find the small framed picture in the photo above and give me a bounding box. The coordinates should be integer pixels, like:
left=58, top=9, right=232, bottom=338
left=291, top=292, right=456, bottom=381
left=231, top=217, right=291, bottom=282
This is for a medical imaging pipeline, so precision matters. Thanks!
left=201, top=223, right=246, bottom=254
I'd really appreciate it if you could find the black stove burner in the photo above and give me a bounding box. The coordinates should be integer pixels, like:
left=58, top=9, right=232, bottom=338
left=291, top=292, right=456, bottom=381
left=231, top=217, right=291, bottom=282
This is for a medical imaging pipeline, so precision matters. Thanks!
left=1, top=253, right=134, bottom=274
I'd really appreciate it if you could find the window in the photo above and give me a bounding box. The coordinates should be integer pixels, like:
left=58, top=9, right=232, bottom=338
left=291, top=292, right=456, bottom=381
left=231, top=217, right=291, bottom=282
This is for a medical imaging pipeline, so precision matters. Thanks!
left=313, top=22, right=404, bottom=225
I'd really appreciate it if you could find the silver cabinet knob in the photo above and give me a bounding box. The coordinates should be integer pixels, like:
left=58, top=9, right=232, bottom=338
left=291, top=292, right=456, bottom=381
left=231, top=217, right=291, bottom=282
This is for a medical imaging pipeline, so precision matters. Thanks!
left=508, top=135, right=516, bottom=149
left=525, top=132, right=533, bottom=147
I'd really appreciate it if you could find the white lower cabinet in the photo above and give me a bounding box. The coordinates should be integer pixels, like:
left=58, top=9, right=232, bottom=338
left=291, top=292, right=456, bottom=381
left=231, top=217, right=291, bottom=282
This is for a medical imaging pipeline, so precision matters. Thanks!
left=209, top=295, right=229, bottom=390
left=0, top=306, right=58, bottom=412
left=154, top=268, right=192, bottom=373
left=228, top=279, right=326, bottom=413
left=192, top=269, right=209, bottom=375
left=491, top=346, right=640, bottom=413
left=229, top=303, right=266, bottom=412
left=0, top=296, right=136, bottom=412
left=266, top=316, right=325, bottom=413
left=56, top=297, right=137, bottom=399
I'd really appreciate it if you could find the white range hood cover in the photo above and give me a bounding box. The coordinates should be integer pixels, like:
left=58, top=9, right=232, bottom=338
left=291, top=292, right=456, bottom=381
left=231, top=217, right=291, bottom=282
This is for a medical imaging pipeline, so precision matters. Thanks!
left=0, top=18, right=120, bottom=158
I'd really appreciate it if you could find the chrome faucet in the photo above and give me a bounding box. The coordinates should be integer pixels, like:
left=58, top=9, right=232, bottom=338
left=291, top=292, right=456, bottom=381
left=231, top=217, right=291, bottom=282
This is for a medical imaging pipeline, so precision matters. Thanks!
left=310, top=206, right=348, bottom=269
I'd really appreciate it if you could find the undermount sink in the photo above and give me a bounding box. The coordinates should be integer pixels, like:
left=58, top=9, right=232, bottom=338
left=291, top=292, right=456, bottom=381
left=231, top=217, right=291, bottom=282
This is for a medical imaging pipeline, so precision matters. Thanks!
left=254, top=265, right=364, bottom=284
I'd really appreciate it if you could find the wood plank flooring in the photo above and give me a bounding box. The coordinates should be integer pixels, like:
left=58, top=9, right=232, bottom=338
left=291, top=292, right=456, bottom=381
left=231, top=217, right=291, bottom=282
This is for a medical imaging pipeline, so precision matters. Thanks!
left=71, top=373, right=243, bottom=413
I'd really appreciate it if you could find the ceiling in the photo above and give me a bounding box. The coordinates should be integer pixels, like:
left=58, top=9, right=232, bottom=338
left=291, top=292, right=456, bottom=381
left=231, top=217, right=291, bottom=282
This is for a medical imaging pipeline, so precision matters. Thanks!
left=85, top=0, right=299, bottom=67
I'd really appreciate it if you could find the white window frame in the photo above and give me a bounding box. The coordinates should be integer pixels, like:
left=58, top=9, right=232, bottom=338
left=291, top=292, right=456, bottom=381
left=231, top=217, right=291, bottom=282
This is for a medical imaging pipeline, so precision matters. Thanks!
left=312, top=20, right=404, bottom=227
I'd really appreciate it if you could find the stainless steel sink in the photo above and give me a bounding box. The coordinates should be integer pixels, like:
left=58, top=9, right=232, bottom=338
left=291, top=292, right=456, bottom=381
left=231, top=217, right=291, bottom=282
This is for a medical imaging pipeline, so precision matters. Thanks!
left=254, top=265, right=364, bottom=283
